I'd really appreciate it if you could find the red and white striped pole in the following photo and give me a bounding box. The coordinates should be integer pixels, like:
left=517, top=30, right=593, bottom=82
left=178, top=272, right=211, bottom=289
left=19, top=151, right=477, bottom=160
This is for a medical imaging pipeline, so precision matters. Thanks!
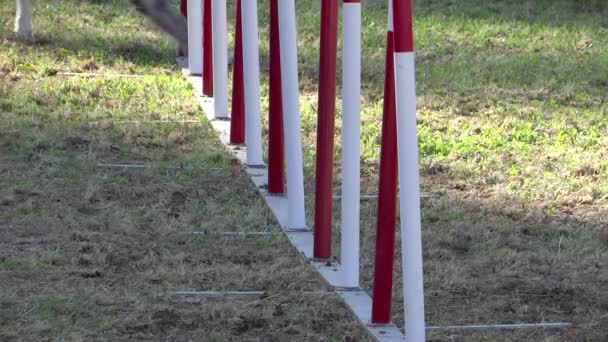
left=392, top=0, right=426, bottom=340
left=278, top=0, right=307, bottom=230
left=212, top=0, right=229, bottom=119
left=313, top=0, right=339, bottom=259
left=186, top=0, right=202, bottom=75
left=241, top=0, right=264, bottom=166
left=179, top=0, right=188, bottom=57
left=340, top=0, right=361, bottom=288
left=371, top=0, right=398, bottom=324
left=202, top=0, right=214, bottom=96
left=230, top=0, right=245, bottom=144
left=267, top=0, right=285, bottom=194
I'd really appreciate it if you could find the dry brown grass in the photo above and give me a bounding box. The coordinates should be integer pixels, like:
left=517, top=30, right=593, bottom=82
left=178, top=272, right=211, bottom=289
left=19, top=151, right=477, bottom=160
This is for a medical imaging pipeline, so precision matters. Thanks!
left=300, top=170, right=608, bottom=341
left=0, top=119, right=372, bottom=341
left=3, top=0, right=608, bottom=340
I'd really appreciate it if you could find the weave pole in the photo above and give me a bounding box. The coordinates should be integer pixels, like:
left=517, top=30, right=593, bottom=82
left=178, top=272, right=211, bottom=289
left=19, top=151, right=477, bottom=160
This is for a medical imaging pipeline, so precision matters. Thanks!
left=241, top=0, right=264, bottom=166
left=179, top=0, right=187, bottom=56
left=340, top=0, right=362, bottom=289
left=393, top=0, right=426, bottom=340
left=202, top=0, right=214, bottom=96
left=180, top=0, right=187, bottom=16
left=313, top=0, right=339, bottom=259
left=371, top=1, right=398, bottom=324
left=230, top=0, right=245, bottom=144
left=211, top=0, right=229, bottom=118
left=277, top=0, right=307, bottom=230
left=267, top=0, right=285, bottom=194
left=186, top=0, right=202, bottom=75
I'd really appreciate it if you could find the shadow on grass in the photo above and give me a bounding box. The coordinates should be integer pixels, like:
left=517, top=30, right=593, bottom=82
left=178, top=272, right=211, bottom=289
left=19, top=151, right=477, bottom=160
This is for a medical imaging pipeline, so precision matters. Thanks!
left=353, top=182, right=608, bottom=340
left=413, top=0, right=608, bottom=27
left=0, top=114, right=372, bottom=340
left=8, top=31, right=175, bottom=69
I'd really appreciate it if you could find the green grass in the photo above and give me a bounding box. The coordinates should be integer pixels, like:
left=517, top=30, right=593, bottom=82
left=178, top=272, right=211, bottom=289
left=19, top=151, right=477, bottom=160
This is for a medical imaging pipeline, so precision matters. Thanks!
left=285, top=1, right=608, bottom=340
left=0, top=1, right=370, bottom=340
left=1, top=0, right=608, bottom=341
left=288, top=0, right=608, bottom=208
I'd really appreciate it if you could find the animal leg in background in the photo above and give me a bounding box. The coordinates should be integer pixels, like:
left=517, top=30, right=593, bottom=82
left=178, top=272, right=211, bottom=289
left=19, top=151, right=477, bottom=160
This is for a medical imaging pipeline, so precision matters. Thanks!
left=131, top=0, right=188, bottom=51
left=15, top=0, right=33, bottom=41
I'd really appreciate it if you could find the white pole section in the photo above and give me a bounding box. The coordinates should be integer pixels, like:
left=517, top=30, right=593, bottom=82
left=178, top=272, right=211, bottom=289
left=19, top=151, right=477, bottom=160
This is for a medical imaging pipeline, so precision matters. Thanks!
left=186, top=0, right=202, bottom=75
left=241, top=0, right=264, bottom=166
left=340, top=0, right=362, bottom=289
left=277, top=0, right=307, bottom=230
left=212, top=0, right=229, bottom=118
left=393, top=0, right=426, bottom=341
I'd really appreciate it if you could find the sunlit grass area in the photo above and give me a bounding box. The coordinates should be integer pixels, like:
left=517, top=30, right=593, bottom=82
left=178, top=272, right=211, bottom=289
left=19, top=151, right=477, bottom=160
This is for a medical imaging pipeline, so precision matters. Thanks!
left=1, top=0, right=608, bottom=341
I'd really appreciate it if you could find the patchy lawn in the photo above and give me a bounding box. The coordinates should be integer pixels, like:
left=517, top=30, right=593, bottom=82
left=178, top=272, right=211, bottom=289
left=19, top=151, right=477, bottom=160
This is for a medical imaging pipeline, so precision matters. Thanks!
left=284, top=0, right=608, bottom=341
left=2, top=0, right=608, bottom=341
left=280, top=0, right=608, bottom=341
left=0, top=0, right=369, bottom=340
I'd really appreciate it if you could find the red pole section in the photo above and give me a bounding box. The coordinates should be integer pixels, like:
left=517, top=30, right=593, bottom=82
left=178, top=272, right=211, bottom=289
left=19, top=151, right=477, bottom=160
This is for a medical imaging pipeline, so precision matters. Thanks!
left=178, top=0, right=188, bottom=57
left=313, top=0, right=339, bottom=259
left=181, top=0, right=187, bottom=16
left=371, top=1, right=398, bottom=324
left=230, top=0, right=245, bottom=144
left=202, top=0, right=214, bottom=96
left=393, top=0, right=414, bottom=53
left=268, top=0, right=285, bottom=194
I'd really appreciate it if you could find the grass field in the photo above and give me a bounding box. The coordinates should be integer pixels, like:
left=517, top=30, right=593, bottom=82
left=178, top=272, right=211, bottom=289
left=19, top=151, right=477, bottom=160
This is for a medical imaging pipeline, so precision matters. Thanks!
left=0, top=1, right=370, bottom=340
left=296, top=1, right=608, bottom=340
left=1, top=0, right=608, bottom=341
